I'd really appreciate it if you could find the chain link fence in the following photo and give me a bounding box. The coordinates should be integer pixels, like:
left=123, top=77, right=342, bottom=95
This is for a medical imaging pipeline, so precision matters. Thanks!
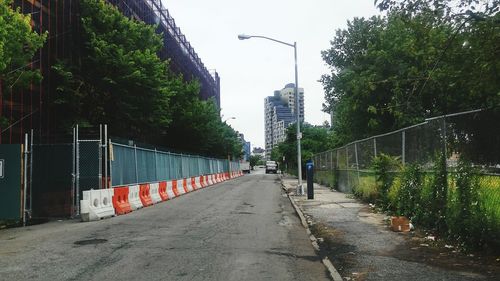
left=313, top=109, right=500, bottom=192
left=110, top=141, right=239, bottom=186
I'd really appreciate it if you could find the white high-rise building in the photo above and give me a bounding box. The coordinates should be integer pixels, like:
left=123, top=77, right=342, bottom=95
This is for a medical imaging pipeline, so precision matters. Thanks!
left=264, top=83, right=304, bottom=159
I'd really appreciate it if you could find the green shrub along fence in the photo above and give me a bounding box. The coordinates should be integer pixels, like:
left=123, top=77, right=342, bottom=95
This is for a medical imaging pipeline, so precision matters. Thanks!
left=313, top=109, right=500, bottom=250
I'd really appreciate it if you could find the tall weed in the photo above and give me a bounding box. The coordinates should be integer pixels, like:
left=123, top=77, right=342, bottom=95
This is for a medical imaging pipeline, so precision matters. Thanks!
left=372, top=154, right=401, bottom=209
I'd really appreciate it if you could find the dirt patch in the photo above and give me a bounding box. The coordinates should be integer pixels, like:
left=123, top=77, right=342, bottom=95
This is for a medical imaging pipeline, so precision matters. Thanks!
left=311, top=220, right=500, bottom=281
left=385, top=230, right=500, bottom=280
left=310, top=222, right=365, bottom=280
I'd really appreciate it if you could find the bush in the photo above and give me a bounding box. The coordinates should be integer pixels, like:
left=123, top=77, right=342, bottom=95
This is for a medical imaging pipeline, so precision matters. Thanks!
left=447, top=159, right=486, bottom=248
left=396, top=164, right=422, bottom=219
left=430, top=152, right=448, bottom=234
left=353, top=173, right=378, bottom=202
left=372, top=154, right=401, bottom=209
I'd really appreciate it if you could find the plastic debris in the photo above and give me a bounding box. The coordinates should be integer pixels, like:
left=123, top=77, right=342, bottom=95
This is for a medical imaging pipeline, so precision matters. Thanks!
left=426, top=235, right=436, bottom=241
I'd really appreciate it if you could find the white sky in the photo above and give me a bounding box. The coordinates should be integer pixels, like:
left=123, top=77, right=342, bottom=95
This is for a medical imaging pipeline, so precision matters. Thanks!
left=165, top=0, right=380, bottom=149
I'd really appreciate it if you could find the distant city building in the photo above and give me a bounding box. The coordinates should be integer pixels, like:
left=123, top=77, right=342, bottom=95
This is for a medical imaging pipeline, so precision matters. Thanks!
left=264, top=83, right=304, bottom=159
left=238, top=133, right=251, bottom=161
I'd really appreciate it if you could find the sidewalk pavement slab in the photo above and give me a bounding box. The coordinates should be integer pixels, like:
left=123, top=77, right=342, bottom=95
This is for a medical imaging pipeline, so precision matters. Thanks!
left=282, top=174, right=500, bottom=281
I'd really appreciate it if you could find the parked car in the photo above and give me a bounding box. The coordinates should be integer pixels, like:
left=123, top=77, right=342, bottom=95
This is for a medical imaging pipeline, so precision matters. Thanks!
left=265, top=161, right=278, bottom=174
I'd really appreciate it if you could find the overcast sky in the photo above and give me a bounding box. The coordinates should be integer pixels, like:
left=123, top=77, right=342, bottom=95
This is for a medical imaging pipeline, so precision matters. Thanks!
left=165, top=0, right=380, bottom=150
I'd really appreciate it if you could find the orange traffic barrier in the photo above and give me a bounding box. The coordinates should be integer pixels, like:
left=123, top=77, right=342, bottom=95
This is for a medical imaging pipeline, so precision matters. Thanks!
left=200, top=176, right=205, bottom=188
left=139, top=184, right=153, bottom=207
left=159, top=181, right=169, bottom=201
left=182, top=178, right=190, bottom=193
left=112, top=186, right=132, bottom=215
left=172, top=180, right=180, bottom=197
left=191, top=177, right=198, bottom=190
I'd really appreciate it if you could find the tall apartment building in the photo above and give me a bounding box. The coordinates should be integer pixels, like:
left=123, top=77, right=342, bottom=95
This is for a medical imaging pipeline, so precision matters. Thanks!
left=264, top=83, right=304, bottom=159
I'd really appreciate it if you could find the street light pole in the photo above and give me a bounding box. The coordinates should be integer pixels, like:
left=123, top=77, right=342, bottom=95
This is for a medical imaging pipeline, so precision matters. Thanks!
left=238, top=34, right=303, bottom=195
left=293, top=42, right=303, bottom=195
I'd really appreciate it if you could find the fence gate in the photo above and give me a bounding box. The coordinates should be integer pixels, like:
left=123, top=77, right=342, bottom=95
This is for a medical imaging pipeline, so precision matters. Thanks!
left=29, top=125, right=107, bottom=220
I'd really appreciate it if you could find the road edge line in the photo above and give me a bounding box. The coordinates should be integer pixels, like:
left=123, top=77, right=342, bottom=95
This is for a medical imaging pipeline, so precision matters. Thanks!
left=280, top=177, right=343, bottom=281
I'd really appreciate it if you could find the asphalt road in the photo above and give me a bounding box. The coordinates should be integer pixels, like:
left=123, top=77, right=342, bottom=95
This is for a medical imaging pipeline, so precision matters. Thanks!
left=0, top=170, right=329, bottom=281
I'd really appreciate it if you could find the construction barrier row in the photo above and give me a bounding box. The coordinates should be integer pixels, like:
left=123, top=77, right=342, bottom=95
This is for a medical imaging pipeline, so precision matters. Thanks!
left=80, top=171, right=244, bottom=221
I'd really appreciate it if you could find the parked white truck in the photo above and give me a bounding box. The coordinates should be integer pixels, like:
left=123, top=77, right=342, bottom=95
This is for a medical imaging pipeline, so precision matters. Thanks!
left=265, top=161, right=278, bottom=174
left=240, top=161, right=251, bottom=174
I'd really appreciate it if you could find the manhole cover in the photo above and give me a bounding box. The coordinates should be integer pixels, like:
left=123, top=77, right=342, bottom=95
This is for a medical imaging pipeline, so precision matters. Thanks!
left=74, top=238, right=108, bottom=246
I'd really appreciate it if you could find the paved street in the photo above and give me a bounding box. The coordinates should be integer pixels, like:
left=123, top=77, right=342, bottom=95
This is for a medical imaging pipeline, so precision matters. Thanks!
left=0, top=170, right=329, bottom=281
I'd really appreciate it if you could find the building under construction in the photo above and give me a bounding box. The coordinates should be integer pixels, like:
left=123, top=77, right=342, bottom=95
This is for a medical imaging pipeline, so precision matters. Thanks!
left=2, top=0, right=220, bottom=144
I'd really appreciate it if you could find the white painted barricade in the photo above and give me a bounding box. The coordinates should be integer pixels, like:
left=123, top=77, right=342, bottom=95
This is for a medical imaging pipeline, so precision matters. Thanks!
left=80, top=189, right=115, bottom=222
left=128, top=185, right=143, bottom=210
left=166, top=181, right=176, bottom=199
left=149, top=182, right=162, bottom=204
left=206, top=175, right=213, bottom=186
left=176, top=179, right=186, bottom=195
left=184, top=178, right=193, bottom=192
left=194, top=177, right=202, bottom=189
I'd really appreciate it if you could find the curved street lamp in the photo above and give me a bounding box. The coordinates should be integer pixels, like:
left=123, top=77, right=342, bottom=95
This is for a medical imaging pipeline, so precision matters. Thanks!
left=238, top=34, right=303, bottom=195
left=224, top=116, right=236, bottom=123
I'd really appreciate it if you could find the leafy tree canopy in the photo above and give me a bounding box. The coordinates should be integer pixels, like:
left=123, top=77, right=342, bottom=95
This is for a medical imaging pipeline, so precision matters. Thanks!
left=0, top=0, right=46, bottom=126
left=273, top=123, right=332, bottom=170
left=53, top=0, right=173, bottom=141
left=322, top=0, right=500, bottom=147
left=52, top=0, right=241, bottom=158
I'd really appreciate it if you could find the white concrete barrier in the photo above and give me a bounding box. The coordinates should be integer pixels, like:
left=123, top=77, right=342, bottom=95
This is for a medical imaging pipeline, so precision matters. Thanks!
left=81, top=189, right=115, bottom=222
left=149, top=182, right=162, bottom=204
left=128, top=185, right=143, bottom=210
left=166, top=180, right=176, bottom=199
left=194, top=177, right=202, bottom=189
left=185, top=178, right=194, bottom=192
left=176, top=179, right=186, bottom=195
left=206, top=175, right=213, bottom=186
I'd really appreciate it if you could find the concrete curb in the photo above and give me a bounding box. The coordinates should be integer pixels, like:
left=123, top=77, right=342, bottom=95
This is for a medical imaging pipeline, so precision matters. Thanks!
left=280, top=177, right=343, bottom=281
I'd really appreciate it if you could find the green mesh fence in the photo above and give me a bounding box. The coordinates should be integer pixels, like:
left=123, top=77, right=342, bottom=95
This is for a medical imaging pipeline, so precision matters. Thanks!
left=313, top=109, right=500, bottom=193
left=110, top=142, right=239, bottom=186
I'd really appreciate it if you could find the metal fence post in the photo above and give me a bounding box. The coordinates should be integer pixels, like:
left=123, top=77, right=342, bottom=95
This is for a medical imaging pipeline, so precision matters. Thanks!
left=181, top=153, right=184, bottom=178
left=76, top=124, right=80, bottom=216
left=154, top=148, right=158, bottom=182
left=442, top=117, right=447, bottom=158
left=402, top=130, right=406, bottom=165
left=330, top=150, right=333, bottom=172
left=99, top=125, right=102, bottom=189
left=29, top=129, right=33, bottom=213
left=104, top=125, right=108, bottom=188
left=354, top=142, right=360, bottom=185
left=346, top=146, right=349, bottom=189
left=109, top=139, right=113, bottom=188
left=134, top=144, right=138, bottom=184
left=373, top=138, right=377, bottom=157
left=23, top=133, right=28, bottom=226
left=72, top=127, right=76, bottom=217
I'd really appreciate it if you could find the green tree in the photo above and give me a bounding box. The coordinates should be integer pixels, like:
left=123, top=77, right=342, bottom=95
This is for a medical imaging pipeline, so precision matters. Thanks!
left=52, top=0, right=243, bottom=158
left=249, top=155, right=262, bottom=168
left=52, top=0, right=173, bottom=141
left=321, top=2, right=500, bottom=146
left=0, top=0, right=46, bottom=127
left=274, top=124, right=331, bottom=172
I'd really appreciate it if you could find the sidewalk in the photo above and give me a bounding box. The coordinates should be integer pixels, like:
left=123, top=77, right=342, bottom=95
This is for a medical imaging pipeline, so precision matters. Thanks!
left=281, top=174, right=499, bottom=281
